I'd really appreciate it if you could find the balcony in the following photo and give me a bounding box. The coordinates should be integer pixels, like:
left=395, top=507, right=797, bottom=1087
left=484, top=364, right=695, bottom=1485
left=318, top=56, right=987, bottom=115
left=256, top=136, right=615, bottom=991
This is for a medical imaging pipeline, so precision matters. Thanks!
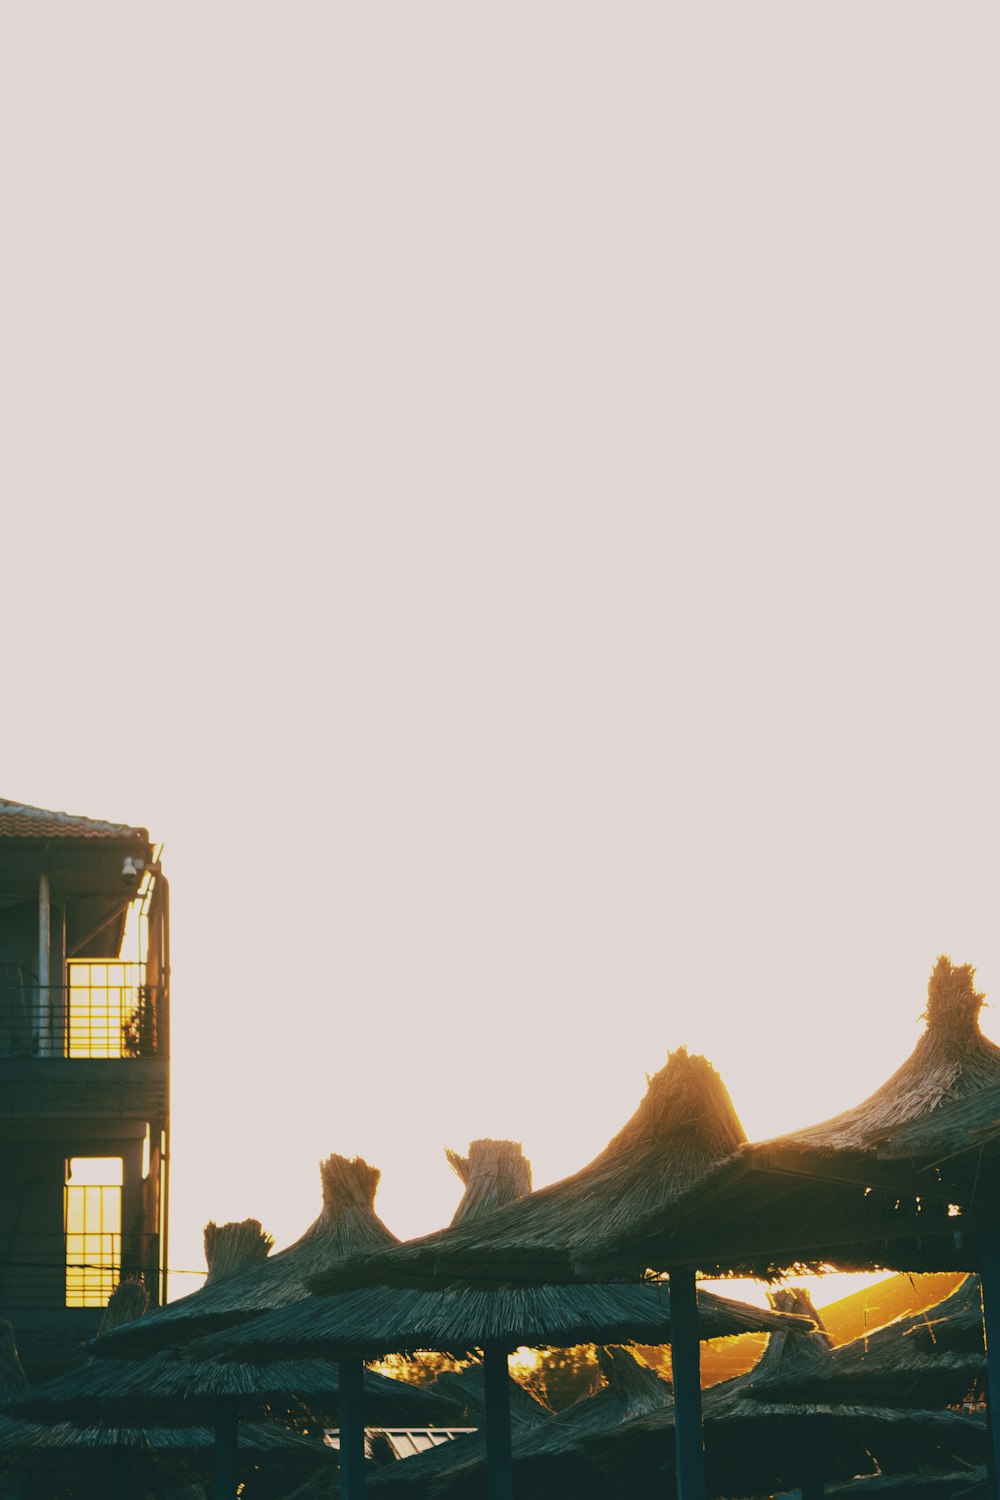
left=0, top=961, right=164, bottom=1061
left=0, top=962, right=168, bottom=1128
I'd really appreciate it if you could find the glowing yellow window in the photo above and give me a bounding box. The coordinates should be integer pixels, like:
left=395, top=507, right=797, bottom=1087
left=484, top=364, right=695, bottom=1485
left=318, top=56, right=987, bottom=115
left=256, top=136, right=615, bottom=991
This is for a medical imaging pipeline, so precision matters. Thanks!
left=64, top=1157, right=122, bottom=1307
left=67, top=961, right=145, bottom=1058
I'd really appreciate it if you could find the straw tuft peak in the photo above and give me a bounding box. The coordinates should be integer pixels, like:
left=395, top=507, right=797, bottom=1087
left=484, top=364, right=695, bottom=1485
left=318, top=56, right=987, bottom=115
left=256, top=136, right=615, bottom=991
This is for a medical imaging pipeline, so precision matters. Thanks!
left=925, top=955, right=985, bottom=1034
left=319, top=1154, right=381, bottom=1210
left=600, top=1047, right=747, bottom=1163
left=597, top=1345, right=672, bottom=1400
left=447, top=1139, right=532, bottom=1227
left=98, top=1277, right=149, bottom=1334
left=204, top=1219, right=275, bottom=1283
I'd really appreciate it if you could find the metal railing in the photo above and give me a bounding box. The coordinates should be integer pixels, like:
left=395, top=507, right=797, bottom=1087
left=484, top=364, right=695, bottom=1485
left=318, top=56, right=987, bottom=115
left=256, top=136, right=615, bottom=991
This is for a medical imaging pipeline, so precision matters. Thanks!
left=0, top=965, right=165, bottom=1060
left=0, top=1233, right=160, bottom=1310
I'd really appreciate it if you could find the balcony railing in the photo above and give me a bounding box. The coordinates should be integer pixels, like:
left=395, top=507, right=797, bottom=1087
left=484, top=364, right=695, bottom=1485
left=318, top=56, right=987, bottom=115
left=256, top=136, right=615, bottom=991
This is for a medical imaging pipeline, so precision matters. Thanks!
left=0, top=963, right=165, bottom=1060
left=0, top=1232, right=160, bottom=1309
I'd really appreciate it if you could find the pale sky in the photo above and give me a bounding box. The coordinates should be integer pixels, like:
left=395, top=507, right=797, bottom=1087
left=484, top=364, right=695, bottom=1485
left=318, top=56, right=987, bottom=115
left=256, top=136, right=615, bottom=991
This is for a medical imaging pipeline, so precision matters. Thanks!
left=2, top=5, right=998, bottom=1307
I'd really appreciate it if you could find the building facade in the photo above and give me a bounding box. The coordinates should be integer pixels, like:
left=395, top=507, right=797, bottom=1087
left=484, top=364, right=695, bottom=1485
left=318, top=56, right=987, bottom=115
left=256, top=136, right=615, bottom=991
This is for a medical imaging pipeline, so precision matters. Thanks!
left=0, top=799, right=169, bottom=1379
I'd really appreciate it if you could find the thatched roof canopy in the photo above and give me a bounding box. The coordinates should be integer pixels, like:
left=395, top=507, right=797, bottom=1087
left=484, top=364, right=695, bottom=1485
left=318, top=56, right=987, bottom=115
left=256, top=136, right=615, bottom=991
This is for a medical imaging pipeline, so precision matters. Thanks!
left=576, top=959, right=1000, bottom=1279
left=367, top=1348, right=668, bottom=1497
left=537, top=1295, right=987, bottom=1500
left=762, top=959, right=1000, bottom=1157
left=98, top=1156, right=397, bottom=1356
left=307, top=1050, right=748, bottom=1291
left=370, top=1296, right=985, bottom=1500
left=195, top=1277, right=800, bottom=1364
left=747, top=1274, right=985, bottom=1408
left=4, top=1345, right=464, bottom=1427
left=425, top=1362, right=551, bottom=1429
left=447, top=1140, right=532, bottom=1227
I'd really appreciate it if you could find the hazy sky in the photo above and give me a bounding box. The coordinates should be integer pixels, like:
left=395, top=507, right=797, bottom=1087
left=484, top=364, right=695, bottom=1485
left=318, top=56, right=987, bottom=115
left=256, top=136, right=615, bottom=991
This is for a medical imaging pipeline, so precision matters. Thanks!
left=2, top=5, right=997, bottom=1304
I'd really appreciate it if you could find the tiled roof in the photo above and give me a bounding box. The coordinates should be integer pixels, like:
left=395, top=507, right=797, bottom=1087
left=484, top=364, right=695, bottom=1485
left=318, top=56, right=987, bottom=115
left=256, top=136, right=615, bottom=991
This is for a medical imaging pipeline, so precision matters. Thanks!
left=0, top=799, right=149, bottom=842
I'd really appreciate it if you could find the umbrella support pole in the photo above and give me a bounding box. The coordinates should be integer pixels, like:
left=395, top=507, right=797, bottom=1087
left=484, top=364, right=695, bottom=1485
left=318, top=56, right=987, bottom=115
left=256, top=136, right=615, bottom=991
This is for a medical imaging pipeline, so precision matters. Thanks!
left=669, top=1265, right=706, bottom=1500
left=980, top=1225, right=1000, bottom=1500
left=484, top=1341, right=513, bottom=1500
left=339, top=1355, right=366, bottom=1499
left=213, top=1405, right=239, bottom=1500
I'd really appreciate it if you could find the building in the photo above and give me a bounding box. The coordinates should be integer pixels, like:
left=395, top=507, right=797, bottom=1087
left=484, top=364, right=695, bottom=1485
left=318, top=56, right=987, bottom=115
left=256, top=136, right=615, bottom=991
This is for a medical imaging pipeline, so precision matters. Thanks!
left=0, top=798, right=169, bottom=1379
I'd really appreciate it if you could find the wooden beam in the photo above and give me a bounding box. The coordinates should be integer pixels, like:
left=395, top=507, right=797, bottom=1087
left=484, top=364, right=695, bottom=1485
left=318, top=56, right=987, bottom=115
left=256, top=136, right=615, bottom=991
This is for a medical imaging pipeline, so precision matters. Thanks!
left=750, top=1147, right=988, bottom=1207
left=338, top=1356, right=366, bottom=1500
left=483, top=1342, right=513, bottom=1500
left=978, top=1227, right=1000, bottom=1500
left=669, top=1266, right=706, bottom=1500
left=213, top=1404, right=239, bottom=1500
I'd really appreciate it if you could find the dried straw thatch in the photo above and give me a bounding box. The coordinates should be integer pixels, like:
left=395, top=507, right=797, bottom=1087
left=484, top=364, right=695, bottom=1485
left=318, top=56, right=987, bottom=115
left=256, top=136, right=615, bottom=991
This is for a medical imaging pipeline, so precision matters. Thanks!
left=5, top=1345, right=461, bottom=1427
left=192, top=1134, right=799, bottom=1367
left=768, top=958, right=1000, bottom=1155
left=98, top=1156, right=398, bottom=1356
left=307, top=1050, right=748, bottom=1291
left=426, top=1362, right=551, bottom=1428
left=532, top=1294, right=988, bottom=1500
left=446, top=1140, right=532, bottom=1227
left=197, top=1276, right=800, bottom=1364
left=365, top=1350, right=665, bottom=1500
left=97, top=1277, right=149, bottom=1335
left=203, top=1218, right=274, bottom=1281
left=578, top=958, right=1000, bottom=1280
left=747, top=1274, right=985, bottom=1409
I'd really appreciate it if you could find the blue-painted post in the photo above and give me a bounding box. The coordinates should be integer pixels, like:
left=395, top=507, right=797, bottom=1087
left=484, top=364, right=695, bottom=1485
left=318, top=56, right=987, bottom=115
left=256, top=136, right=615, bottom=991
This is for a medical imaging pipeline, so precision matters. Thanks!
left=669, top=1265, right=706, bottom=1500
left=979, top=1225, right=1000, bottom=1500
left=339, top=1356, right=366, bottom=1499
left=483, top=1341, right=513, bottom=1500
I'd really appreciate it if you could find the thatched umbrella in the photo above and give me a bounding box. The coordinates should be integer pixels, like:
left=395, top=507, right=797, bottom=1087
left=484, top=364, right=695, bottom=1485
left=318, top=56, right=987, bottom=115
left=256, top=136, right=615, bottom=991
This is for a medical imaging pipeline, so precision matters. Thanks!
left=581, top=960, right=1000, bottom=1280
left=747, top=1275, right=986, bottom=1410
left=311, top=1050, right=747, bottom=1294
left=0, top=1416, right=338, bottom=1500
left=5, top=1339, right=462, bottom=1500
left=295, top=1052, right=755, bottom=1500
left=525, top=1290, right=987, bottom=1500
left=425, top=1362, right=551, bottom=1431
left=198, top=1129, right=802, bottom=1500
left=98, top=1156, right=397, bottom=1358
left=91, top=1158, right=399, bottom=1500
left=368, top=1346, right=671, bottom=1499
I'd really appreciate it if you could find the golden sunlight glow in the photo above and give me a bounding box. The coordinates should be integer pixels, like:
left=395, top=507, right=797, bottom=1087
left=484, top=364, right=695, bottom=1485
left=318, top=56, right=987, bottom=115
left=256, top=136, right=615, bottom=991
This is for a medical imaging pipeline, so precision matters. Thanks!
left=64, top=1157, right=122, bottom=1308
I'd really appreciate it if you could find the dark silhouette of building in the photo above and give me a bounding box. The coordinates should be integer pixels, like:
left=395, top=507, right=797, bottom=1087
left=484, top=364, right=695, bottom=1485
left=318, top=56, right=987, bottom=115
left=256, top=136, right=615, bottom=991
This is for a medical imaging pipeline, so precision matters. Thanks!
left=0, top=798, right=169, bottom=1379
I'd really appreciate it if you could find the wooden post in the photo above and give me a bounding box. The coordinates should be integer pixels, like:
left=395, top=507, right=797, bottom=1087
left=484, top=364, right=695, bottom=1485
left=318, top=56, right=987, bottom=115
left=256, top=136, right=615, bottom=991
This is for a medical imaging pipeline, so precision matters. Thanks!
left=979, top=1225, right=1000, bottom=1500
left=339, top=1355, right=366, bottom=1500
left=800, top=1413, right=825, bottom=1498
left=669, top=1265, right=706, bottom=1500
left=483, top=1341, right=513, bottom=1500
left=213, top=1404, right=239, bottom=1500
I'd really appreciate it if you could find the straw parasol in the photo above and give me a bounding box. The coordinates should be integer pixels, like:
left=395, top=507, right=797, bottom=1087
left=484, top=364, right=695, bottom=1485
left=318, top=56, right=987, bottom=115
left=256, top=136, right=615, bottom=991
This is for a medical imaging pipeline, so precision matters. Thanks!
left=97, top=1155, right=397, bottom=1359
left=522, top=1291, right=988, bottom=1500
left=565, top=961, right=1000, bottom=1296
left=309, top=1049, right=748, bottom=1294
left=425, top=1362, right=551, bottom=1430
left=747, top=1274, right=986, bottom=1410
left=7, top=1218, right=457, bottom=1500
left=197, top=1132, right=804, bottom=1500
left=370, top=1347, right=672, bottom=1499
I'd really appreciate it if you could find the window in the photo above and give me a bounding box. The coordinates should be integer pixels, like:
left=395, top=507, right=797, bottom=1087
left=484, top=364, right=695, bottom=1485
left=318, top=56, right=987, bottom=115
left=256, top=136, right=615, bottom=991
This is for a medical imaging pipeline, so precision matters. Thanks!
left=66, top=962, right=145, bottom=1058
left=64, top=1157, right=122, bottom=1307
